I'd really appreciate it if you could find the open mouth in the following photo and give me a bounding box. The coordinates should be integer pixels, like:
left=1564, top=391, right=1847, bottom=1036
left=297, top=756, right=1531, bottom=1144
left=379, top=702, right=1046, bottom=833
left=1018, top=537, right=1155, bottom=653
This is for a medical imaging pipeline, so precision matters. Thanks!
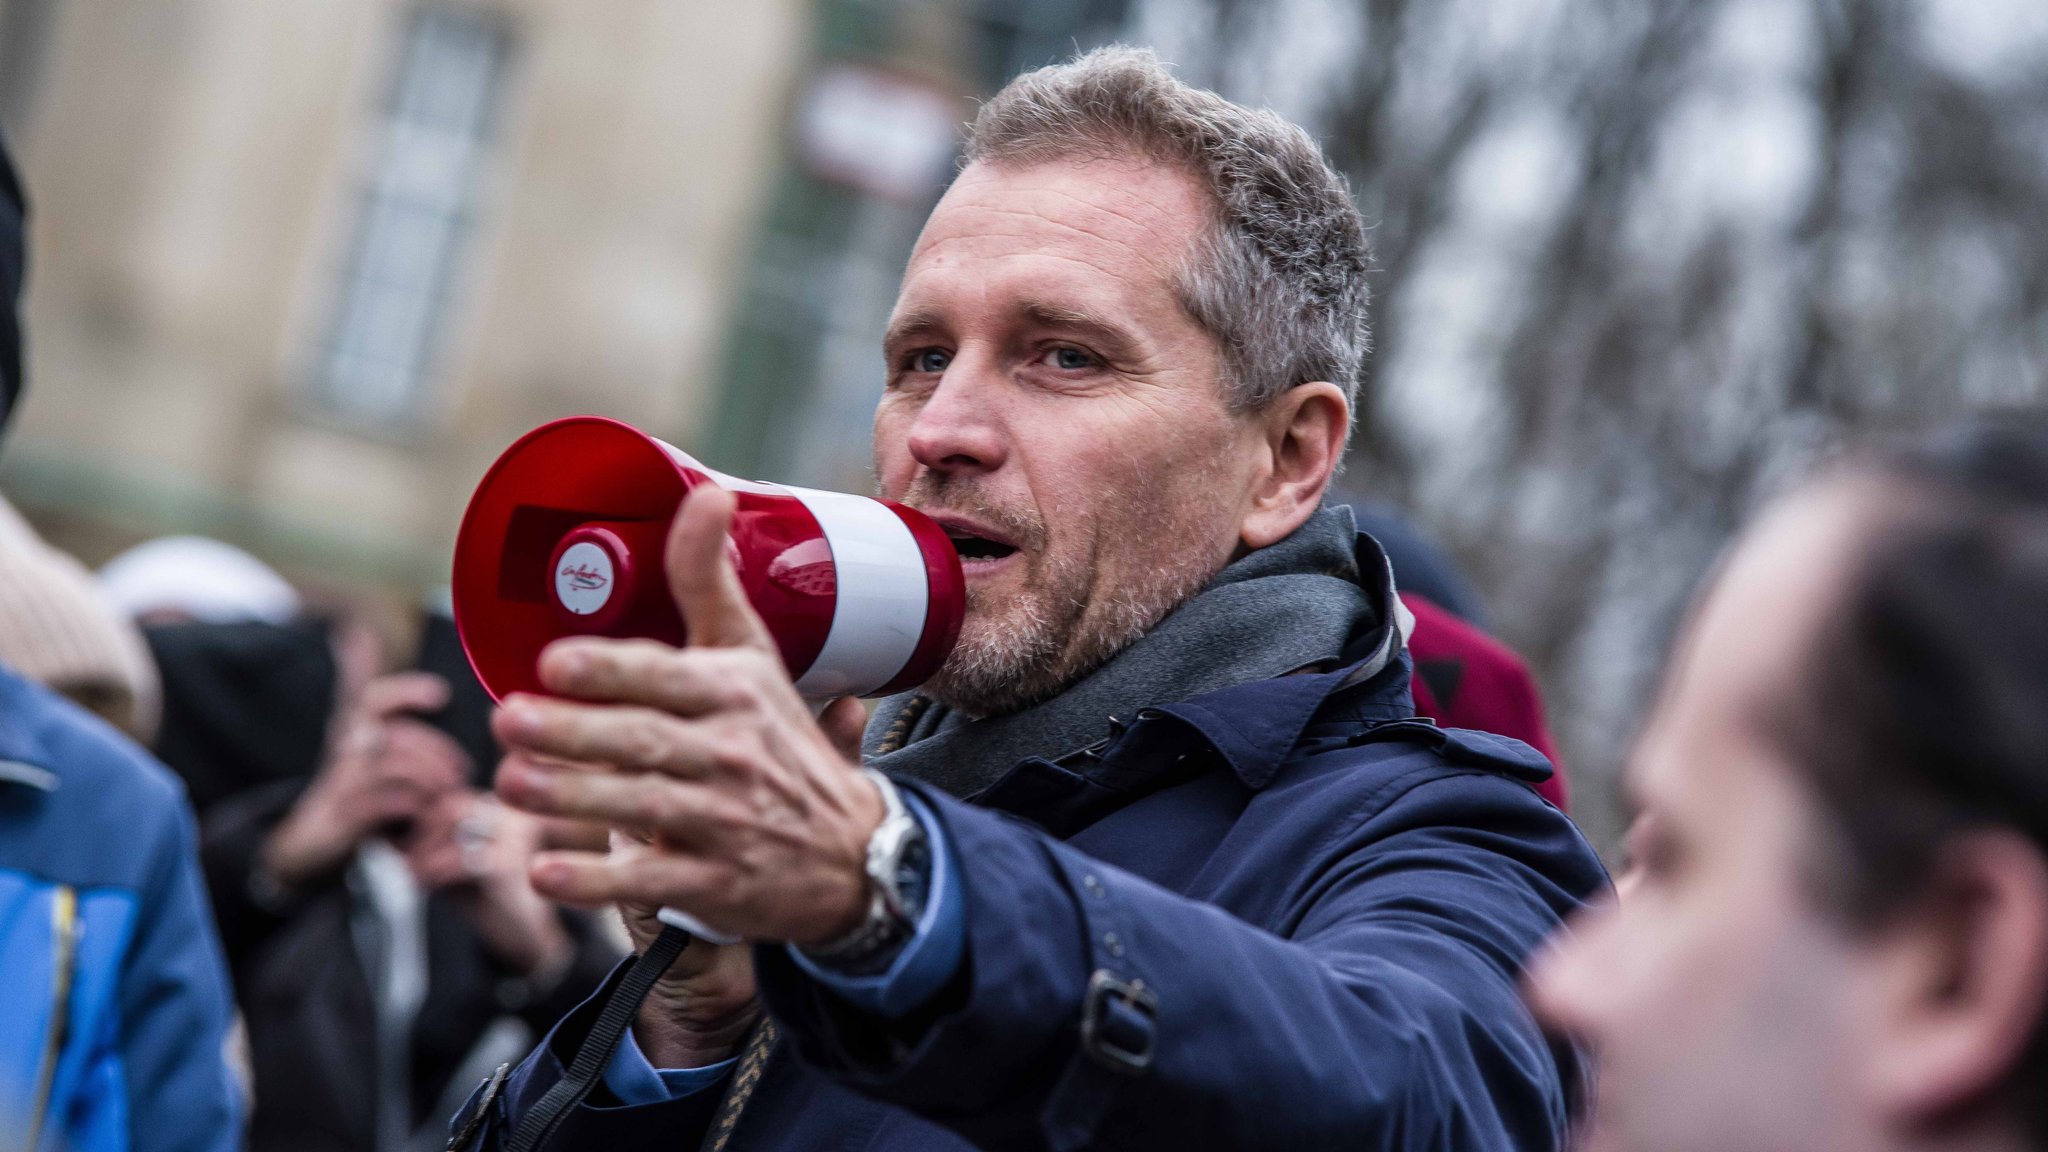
left=942, top=525, right=1020, bottom=563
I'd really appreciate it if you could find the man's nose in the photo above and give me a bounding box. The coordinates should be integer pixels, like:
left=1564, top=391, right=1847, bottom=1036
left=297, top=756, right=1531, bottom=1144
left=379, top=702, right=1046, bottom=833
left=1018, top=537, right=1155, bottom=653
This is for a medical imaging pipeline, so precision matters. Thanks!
left=1520, top=901, right=1618, bottom=1042
left=906, top=363, right=1007, bottom=475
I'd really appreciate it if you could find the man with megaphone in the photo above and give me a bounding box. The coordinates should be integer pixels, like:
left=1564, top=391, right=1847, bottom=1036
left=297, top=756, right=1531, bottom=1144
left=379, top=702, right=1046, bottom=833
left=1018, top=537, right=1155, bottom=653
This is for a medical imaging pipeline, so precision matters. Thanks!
left=456, top=46, right=1607, bottom=1152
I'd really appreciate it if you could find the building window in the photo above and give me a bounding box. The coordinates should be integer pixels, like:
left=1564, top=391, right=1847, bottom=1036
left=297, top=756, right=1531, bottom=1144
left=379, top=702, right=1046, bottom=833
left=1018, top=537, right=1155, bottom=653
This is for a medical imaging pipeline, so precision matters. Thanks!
left=312, top=5, right=509, bottom=426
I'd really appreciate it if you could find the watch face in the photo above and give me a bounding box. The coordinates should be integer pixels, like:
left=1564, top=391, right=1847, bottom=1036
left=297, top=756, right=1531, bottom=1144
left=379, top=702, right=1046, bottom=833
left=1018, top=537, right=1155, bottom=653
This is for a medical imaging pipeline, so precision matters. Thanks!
left=891, top=833, right=933, bottom=922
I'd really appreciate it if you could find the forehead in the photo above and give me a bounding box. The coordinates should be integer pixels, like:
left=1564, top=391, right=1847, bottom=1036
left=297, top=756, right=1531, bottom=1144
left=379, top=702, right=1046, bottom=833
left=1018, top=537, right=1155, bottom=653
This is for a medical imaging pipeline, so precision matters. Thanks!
left=897, top=158, right=1211, bottom=315
left=1632, top=479, right=1889, bottom=814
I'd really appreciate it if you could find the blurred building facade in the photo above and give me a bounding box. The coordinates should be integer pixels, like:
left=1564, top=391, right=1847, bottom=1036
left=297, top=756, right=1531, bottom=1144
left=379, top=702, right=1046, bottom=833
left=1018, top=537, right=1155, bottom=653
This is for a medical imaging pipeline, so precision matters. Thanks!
left=0, top=0, right=1135, bottom=593
left=0, top=0, right=808, bottom=588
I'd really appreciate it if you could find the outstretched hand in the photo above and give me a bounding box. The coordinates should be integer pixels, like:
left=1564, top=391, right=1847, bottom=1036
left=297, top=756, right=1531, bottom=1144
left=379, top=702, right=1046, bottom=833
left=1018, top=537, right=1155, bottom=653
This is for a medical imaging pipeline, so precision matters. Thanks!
left=494, top=484, right=883, bottom=945
left=491, top=485, right=883, bottom=1063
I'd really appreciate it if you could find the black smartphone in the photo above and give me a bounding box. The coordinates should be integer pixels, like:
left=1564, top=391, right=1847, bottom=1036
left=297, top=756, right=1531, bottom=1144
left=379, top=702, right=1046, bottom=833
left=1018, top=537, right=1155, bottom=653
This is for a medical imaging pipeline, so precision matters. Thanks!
left=412, top=606, right=502, bottom=786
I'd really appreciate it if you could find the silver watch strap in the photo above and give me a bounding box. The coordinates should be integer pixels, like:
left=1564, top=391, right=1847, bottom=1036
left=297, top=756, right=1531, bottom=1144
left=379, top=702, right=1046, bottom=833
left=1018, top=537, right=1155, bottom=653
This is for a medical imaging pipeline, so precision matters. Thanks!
left=800, top=770, right=919, bottom=962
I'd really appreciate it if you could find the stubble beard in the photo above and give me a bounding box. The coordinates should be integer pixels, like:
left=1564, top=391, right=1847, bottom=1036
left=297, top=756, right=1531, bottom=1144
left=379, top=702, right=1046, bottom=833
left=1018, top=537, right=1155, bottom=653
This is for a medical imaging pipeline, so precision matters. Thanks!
left=907, top=475, right=1226, bottom=718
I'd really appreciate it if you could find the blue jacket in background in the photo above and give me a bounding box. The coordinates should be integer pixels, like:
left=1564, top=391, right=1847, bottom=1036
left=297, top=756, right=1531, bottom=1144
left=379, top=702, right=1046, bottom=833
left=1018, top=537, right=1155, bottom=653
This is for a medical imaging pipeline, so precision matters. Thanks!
left=0, top=666, right=242, bottom=1152
left=464, top=578, right=1610, bottom=1149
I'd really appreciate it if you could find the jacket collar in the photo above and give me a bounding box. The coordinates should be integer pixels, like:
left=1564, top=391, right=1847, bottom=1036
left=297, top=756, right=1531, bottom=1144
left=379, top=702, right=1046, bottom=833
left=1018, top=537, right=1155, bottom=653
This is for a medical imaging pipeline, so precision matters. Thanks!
left=0, top=666, right=60, bottom=792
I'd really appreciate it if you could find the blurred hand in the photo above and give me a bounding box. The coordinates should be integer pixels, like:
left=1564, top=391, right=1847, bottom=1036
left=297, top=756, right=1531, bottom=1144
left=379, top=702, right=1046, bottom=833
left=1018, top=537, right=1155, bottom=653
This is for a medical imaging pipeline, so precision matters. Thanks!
left=492, top=485, right=879, bottom=1067
left=263, top=672, right=470, bottom=891
left=407, top=790, right=574, bottom=981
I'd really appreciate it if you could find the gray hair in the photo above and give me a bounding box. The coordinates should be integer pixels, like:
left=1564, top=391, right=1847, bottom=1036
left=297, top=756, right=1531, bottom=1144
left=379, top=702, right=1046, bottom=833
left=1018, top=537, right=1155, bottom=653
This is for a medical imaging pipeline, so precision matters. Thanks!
left=963, top=45, right=1372, bottom=415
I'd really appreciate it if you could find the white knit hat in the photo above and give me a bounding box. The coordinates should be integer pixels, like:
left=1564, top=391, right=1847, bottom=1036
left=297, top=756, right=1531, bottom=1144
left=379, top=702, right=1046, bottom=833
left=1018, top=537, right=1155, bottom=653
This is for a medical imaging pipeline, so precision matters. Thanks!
left=0, top=497, right=162, bottom=739
left=98, top=535, right=302, bottom=625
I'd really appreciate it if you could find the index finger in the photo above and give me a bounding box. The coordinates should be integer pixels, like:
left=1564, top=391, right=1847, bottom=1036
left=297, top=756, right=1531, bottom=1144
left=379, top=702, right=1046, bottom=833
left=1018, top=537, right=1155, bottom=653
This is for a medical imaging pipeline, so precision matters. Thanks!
left=357, top=672, right=451, bottom=720
left=536, top=639, right=782, bottom=717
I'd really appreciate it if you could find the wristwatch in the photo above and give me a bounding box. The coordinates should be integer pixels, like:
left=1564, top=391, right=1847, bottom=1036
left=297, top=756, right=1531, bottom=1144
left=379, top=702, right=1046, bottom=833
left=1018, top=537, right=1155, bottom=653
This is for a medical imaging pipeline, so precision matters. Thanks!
left=802, top=769, right=931, bottom=969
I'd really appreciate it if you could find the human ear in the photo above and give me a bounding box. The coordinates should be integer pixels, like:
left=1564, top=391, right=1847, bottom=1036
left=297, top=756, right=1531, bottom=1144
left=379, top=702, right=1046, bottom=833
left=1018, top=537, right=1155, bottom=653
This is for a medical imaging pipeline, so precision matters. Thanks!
left=1866, top=831, right=2048, bottom=1130
left=1238, top=381, right=1350, bottom=550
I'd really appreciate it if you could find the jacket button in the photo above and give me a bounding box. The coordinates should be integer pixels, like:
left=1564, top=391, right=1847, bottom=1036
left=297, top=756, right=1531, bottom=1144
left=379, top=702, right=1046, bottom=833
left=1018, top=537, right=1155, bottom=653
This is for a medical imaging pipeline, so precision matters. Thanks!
left=1102, top=931, right=1125, bottom=957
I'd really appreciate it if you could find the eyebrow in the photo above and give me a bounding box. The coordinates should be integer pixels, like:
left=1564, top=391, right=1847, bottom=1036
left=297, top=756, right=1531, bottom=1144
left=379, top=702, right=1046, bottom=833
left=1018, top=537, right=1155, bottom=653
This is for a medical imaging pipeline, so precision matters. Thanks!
left=882, top=300, right=1148, bottom=363
left=882, top=307, right=946, bottom=356
left=1018, top=301, right=1142, bottom=357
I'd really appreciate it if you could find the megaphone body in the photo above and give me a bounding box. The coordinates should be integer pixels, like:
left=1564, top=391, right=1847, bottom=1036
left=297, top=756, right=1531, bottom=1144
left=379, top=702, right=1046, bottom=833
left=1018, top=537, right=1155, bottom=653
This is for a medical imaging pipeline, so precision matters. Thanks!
left=454, top=417, right=965, bottom=946
left=452, top=416, right=966, bottom=704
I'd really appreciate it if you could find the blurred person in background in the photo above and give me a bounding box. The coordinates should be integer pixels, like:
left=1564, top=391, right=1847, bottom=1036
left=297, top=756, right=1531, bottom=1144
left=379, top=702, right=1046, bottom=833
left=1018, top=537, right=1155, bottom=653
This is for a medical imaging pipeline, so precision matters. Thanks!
left=94, top=525, right=623, bottom=1150
left=460, top=47, right=1604, bottom=1152
left=0, top=494, right=162, bottom=740
left=1528, top=417, right=2048, bottom=1152
left=198, top=605, right=620, bottom=1152
left=1353, top=505, right=1573, bottom=811
left=144, top=609, right=347, bottom=816
left=101, top=535, right=305, bottom=629
left=1405, top=589, right=1571, bottom=811
left=0, top=133, right=242, bottom=1152
left=1351, top=505, right=1490, bottom=626
left=98, top=534, right=342, bottom=817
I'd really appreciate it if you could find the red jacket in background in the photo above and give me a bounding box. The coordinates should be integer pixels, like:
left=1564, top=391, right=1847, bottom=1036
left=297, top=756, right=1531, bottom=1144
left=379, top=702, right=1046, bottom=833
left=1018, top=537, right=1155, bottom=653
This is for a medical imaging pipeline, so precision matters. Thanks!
left=1403, top=592, right=1570, bottom=811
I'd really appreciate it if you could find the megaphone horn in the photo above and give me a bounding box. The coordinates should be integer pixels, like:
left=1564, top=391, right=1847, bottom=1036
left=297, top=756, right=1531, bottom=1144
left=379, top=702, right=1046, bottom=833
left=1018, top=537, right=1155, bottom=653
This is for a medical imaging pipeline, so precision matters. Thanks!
left=451, top=416, right=965, bottom=702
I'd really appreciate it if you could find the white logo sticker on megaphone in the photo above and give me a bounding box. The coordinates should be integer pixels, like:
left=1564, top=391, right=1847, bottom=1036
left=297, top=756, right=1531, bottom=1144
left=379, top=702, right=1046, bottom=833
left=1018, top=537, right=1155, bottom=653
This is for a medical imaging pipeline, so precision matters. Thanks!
left=554, top=541, right=616, bottom=616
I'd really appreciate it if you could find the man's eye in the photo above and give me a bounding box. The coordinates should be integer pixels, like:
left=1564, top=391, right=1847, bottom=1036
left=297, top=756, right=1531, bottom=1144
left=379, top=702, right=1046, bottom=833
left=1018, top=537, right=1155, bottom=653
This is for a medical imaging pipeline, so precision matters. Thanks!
left=1043, top=346, right=1095, bottom=371
left=1619, top=812, right=1680, bottom=884
left=911, top=349, right=952, bottom=373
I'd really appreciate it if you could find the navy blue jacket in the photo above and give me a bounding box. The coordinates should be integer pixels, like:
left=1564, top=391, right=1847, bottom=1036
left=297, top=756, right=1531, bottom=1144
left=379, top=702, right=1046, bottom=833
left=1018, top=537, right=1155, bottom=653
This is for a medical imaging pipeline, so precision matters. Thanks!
left=0, top=666, right=242, bottom=1152
left=464, top=580, right=1607, bottom=1150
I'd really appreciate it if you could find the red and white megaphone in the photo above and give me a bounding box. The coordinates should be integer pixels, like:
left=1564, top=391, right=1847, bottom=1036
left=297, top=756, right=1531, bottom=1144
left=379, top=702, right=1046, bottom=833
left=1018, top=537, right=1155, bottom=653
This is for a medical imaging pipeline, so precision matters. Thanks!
left=451, top=416, right=966, bottom=704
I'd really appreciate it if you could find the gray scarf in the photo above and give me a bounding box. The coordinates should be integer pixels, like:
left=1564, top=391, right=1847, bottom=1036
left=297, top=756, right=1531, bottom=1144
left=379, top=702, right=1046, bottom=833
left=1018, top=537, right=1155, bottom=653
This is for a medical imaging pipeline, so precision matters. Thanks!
left=863, top=505, right=1382, bottom=798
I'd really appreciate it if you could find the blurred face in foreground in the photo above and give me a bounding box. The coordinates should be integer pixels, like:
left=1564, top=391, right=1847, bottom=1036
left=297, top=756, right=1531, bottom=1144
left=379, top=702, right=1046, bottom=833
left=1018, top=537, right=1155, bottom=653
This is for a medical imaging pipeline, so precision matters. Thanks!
left=1527, top=482, right=1882, bottom=1152
left=873, top=158, right=1345, bottom=715
left=1529, top=479, right=2048, bottom=1152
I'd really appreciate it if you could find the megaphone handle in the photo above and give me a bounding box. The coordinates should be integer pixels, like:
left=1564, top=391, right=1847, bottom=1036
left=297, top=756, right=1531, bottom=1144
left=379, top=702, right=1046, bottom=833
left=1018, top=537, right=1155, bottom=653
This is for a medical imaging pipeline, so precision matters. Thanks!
left=652, top=697, right=836, bottom=947
left=655, top=906, right=742, bottom=946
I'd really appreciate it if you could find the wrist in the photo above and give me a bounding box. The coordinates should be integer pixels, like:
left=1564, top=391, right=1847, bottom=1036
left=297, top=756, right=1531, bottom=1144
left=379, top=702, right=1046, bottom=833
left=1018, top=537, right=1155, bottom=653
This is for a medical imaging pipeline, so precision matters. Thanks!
left=798, top=771, right=929, bottom=966
left=262, top=800, right=356, bottom=890
left=634, top=982, right=760, bottom=1069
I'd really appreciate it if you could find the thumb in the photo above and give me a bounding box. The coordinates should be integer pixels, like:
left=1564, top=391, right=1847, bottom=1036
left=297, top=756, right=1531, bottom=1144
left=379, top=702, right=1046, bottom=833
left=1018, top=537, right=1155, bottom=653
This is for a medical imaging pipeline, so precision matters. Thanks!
left=818, top=696, right=868, bottom=761
left=666, top=484, right=775, bottom=651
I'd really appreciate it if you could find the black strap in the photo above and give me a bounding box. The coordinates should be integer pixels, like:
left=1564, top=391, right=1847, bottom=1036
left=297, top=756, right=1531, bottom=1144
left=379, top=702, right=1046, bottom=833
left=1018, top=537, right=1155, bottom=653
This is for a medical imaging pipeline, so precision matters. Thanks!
left=505, top=925, right=693, bottom=1152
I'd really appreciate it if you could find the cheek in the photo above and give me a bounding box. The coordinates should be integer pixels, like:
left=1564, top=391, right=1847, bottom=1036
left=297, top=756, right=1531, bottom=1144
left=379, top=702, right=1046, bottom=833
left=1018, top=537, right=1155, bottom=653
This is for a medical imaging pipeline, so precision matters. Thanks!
left=1039, top=398, right=1240, bottom=505
left=1539, top=885, right=1786, bottom=1054
left=1541, top=876, right=1868, bottom=1138
left=871, top=403, right=916, bottom=498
